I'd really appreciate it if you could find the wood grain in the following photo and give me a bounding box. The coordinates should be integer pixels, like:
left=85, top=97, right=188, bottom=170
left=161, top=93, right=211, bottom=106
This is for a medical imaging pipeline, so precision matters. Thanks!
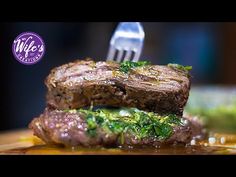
left=1, top=129, right=236, bottom=155
left=0, top=129, right=37, bottom=152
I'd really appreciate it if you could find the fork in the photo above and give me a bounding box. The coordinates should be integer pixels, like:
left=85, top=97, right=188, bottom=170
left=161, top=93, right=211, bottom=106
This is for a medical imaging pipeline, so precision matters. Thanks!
left=106, top=22, right=145, bottom=62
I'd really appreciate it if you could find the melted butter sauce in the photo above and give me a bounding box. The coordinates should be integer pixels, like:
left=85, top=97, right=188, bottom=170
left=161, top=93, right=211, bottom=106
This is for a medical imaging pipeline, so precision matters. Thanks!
left=1, top=133, right=236, bottom=155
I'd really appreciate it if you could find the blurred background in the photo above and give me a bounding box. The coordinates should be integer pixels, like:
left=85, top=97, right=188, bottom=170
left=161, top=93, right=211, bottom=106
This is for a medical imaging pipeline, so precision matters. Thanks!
left=1, top=22, right=236, bottom=132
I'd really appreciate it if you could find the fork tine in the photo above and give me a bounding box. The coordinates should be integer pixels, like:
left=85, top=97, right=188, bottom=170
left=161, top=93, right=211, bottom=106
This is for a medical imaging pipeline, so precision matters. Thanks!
left=106, top=46, right=116, bottom=61
left=123, top=50, right=132, bottom=61
left=132, top=49, right=142, bottom=62
left=107, top=22, right=145, bottom=62
left=116, top=49, right=124, bottom=62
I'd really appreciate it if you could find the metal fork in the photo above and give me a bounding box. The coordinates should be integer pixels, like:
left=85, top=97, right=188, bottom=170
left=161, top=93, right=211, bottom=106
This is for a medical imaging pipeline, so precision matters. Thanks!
left=106, top=22, right=145, bottom=62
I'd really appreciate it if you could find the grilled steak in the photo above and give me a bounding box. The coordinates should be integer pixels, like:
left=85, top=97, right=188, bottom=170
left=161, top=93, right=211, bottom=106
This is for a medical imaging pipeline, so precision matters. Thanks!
left=29, top=107, right=203, bottom=147
left=45, top=59, right=190, bottom=116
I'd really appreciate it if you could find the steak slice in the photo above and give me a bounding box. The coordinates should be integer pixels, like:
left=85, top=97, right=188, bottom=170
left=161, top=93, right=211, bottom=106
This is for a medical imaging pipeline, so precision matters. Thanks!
left=45, top=59, right=191, bottom=116
left=29, top=107, right=203, bottom=147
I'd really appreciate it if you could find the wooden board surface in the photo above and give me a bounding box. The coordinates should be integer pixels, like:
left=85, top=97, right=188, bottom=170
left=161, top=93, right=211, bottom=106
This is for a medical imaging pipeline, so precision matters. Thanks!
left=0, top=129, right=38, bottom=152
left=1, top=129, right=236, bottom=155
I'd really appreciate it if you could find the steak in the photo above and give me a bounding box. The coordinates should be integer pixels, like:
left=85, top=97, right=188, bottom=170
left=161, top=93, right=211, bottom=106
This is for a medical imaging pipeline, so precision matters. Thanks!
left=29, top=107, right=203, bottom=147
left=45, top=59, right=190, bottom=116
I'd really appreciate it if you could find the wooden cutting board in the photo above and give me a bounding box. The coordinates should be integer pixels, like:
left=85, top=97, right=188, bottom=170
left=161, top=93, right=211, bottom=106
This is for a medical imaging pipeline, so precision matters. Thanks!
left=0, top=129, right=40, bottom=152
left=1, top=129, right=236, bottom=155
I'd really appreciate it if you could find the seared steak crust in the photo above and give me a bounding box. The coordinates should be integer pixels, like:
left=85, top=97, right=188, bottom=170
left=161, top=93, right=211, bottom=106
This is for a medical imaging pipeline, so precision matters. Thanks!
left=45, top=59, right=190, bottom=116
left=29, top=107, right=203, bottom=147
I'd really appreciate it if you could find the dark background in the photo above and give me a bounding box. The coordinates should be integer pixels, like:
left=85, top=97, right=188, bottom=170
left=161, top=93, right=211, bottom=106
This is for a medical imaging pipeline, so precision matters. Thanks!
left=1, top=22, right=236, bottom=131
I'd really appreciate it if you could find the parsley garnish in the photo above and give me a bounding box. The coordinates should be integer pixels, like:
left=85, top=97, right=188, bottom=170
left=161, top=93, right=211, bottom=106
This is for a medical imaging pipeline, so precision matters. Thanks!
left=77, top=107, right=181, bottom=141
left=119, top=61, right=151, bottom=73
left=168, top=63, right=192, bottom=72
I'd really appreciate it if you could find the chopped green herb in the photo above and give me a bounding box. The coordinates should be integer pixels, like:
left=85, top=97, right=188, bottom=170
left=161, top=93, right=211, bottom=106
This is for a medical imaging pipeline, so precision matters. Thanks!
left=86, top=113, right=97, bottom=129
left=78, top=107, right=181, bottom=140
left=168, top=63, right=192, bottom=72
left=119, top=61, right=151, bottom=73
left=154, top=123, right=172, bottom=140
left=164, top=114, right=183, bottom=125
left=95, top=116, right=104, bottom=124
